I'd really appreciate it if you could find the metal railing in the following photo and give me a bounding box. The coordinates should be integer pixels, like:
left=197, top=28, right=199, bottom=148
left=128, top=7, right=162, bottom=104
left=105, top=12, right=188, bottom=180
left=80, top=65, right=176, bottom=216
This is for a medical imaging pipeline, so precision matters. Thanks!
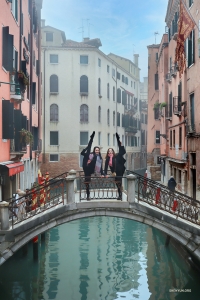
left=126, top=170, right=200, bottom=225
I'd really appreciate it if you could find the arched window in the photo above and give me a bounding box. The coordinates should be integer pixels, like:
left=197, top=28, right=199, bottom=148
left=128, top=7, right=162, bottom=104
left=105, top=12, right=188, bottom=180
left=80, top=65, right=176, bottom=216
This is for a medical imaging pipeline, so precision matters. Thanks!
left=98, top=106, right=101, bottom=123
left=107, top=83, right=110, bottom=99
left=98, top=78, right=101, bottom=95
left=80, top=75, right=88, bottom=93
left=50, top=74, right=58, bottom=93
left=50, top=104, right=58, bottom=121
left=113, top=86, right=115, bottom=101
left=80, top=104, right=88, bottom=122
left=107, top=109, right=110, bottom=125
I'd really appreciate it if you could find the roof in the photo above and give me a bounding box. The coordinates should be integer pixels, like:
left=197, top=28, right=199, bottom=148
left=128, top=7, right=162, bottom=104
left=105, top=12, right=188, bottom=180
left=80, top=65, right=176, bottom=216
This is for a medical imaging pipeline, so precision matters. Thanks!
left=63, top=38, right=102, bottom=49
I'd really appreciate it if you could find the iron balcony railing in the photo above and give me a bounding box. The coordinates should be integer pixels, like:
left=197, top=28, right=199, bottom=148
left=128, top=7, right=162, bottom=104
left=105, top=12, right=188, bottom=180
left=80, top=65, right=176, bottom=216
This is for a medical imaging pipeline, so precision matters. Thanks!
left=173, top=96, right=182, bottom=115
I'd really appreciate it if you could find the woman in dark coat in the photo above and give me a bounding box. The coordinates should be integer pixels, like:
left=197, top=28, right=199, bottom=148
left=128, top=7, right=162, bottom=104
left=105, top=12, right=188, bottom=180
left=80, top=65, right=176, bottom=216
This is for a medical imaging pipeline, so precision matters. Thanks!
left=104, top=133, right=126, bottom=200
left=81, top=132, right=104, bottom=200
left=168, top=176, right=176, bottom=192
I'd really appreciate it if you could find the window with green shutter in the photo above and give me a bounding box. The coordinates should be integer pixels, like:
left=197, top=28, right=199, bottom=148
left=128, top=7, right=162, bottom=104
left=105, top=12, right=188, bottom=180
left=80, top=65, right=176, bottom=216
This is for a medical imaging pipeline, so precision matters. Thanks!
left=50, top=131, right=58, bottom=145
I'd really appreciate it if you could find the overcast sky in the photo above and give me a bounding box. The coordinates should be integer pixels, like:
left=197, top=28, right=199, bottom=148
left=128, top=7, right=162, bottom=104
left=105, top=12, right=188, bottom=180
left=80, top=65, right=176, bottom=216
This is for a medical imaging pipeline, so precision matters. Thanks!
left=41, top=0, right=168, bottom=81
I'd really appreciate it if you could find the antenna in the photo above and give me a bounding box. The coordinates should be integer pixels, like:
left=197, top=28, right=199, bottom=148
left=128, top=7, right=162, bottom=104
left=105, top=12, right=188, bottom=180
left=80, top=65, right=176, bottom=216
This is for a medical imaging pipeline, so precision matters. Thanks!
left=154, top=32, right=159, bottom=44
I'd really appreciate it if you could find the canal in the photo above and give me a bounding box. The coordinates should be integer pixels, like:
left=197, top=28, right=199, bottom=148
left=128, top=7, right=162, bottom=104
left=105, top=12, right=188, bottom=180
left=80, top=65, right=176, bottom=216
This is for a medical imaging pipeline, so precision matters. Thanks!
left=0, top=217, right=200, bottom=299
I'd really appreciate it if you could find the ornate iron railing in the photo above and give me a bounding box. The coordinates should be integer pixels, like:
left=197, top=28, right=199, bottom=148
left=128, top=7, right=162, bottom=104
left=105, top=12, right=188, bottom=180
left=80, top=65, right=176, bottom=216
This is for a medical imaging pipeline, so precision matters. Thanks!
left=126, top=170, right=200, bottom=225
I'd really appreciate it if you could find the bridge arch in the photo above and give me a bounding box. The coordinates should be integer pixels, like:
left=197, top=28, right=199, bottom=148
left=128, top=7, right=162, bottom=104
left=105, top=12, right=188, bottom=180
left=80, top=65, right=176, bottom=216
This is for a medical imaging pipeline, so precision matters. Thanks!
left=2, top=203, right=200, bottom=265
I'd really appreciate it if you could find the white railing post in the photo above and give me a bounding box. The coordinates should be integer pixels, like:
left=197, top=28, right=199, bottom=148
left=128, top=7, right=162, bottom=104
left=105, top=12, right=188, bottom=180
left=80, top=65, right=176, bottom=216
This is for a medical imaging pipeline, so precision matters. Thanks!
left=66, top=170, right=76, bottom=204
left=126, top=174, right=136, bottom=203
left=68, top=169, right=77, bottom=192
left=0, top=201, right=10, bottom=230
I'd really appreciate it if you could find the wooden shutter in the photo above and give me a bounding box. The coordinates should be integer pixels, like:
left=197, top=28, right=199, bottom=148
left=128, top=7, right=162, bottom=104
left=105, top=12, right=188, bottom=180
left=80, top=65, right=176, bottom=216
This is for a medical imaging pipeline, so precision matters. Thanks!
left=2, top=100, right=14, bottom=139
left=2, top=27, right=14, bottom=71
left=14, top=109, right=22, bottom=151
left=32, top=82, right=36, bottom=104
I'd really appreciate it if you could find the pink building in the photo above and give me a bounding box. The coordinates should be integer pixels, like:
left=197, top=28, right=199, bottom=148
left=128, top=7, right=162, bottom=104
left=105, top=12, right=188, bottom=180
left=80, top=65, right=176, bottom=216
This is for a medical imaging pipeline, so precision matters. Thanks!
left=0, top=0, right=43, bottom=201
left=147, top=0, right=200, bottom=199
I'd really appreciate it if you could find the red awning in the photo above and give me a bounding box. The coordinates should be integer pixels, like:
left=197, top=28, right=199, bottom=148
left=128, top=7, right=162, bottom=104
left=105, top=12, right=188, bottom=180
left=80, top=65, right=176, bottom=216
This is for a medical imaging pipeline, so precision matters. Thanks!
left=125, top=90, right=134, bottom=96
left=6, top=162, right=24, bottom=176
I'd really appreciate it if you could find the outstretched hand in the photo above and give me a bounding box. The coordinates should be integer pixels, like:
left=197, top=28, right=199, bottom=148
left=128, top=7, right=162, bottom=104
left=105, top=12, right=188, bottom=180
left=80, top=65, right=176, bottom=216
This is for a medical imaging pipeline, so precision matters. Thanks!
left=116, top=132, right=120, bottom=141
left=90, top=131, right=95, bottom=139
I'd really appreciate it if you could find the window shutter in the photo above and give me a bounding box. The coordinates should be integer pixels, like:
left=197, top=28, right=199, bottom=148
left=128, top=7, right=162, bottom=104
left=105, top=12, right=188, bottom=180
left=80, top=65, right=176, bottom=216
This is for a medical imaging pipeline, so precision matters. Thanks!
left=15, top=50, right=18, bottom=71
left=117, top=88, right=121, bottom=103
left=14, top=109, right=22, bottom=151
left=2, top=100, right=14, bottom=139
left=122, top=91, right=126, bottom=105
left=33, top=127, right=38, bottom=150
left=22, top=115, right=27, bottom=130
left=155, top=74, right=159, bottom=90
left=21, top=60, right=26, bottom=74
left=2, top=27, right=14, bottom=71
left=36, top=60, right=40, bottom=76
left=15, top=0, right=18, bottom=22
left=32, top=82, right=36, bottom=104
left=20, top=13, right=23, bottom=35
left=188, top=38, right=192, bottom=66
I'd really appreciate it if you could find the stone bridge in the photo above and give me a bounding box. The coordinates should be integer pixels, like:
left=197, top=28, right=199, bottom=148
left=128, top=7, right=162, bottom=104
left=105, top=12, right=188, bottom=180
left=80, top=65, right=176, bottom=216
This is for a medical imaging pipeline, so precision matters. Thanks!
left=0, top=170, right=200, bottom=265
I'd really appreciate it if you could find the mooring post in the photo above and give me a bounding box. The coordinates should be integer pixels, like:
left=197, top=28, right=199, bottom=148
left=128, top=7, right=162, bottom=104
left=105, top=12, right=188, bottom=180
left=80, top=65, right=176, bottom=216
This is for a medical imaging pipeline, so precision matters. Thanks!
left=0, top=201, right=10, bottom=230
left=66, top=170, right=76, bottom=204
left=69, top=169, right=77, bottom=192
left=126, top=174, right=136, bottom=203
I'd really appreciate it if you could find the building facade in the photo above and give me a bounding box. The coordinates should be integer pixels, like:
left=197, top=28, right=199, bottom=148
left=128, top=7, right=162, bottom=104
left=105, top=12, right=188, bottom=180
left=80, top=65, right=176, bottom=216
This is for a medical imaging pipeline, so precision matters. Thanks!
left=41, top=24, right=142, bottom=176
left=147, top=0, right=200, bottom=199
left=0, top=0, right=43, bottom=201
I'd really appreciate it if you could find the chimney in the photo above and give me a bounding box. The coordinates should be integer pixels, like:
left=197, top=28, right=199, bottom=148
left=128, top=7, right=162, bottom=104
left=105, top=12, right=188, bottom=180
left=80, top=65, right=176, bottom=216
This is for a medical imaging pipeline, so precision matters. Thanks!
left=134, top=54, right=139, bottom=67
left=41, top=19, right=45, bottom=28
left=83, top=37, right=90, bottom=42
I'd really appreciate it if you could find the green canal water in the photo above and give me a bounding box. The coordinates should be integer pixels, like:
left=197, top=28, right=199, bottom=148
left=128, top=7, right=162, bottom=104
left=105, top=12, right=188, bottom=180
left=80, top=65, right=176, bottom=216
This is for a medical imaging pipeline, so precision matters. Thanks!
left=0, top=217, right=200, bottom=300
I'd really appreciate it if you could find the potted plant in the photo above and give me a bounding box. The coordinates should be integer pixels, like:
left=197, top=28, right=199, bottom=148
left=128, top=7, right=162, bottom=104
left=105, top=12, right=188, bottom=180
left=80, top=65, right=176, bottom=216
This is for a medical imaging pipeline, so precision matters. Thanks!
left=160, top=102, right=167, bottom=109
left=17, top=70, right=29, bottom=86
left=153, top=102, right=160, bottom=110
left=20, top=128, right=34, bottom=146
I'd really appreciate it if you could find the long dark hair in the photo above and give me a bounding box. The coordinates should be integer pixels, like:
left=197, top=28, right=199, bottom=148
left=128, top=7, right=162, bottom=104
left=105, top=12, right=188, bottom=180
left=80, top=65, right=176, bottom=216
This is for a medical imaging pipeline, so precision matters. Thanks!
left=92, top=146, right=102, bottom=159
left=105, top=148, right=116, bottom=159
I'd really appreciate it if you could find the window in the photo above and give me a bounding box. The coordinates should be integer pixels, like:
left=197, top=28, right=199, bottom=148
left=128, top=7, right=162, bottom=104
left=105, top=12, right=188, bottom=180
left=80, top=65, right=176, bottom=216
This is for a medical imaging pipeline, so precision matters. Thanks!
left=80, top=104, right=88, bottom=122
left=145, top=114, right=147, bottom=124
left=80, top=55, right=88, bottom=64
left=98, top=106, right=101, bottom=122
left=113, top=86, right=115, bottom=101
left=122, top=75, right=124, bottom=82
left=117, top=72, right=120, bottom=80
left=134, top=82, right=135, bottom=89
left=190, top=93, right=195, bottom=130
left=107, top=83, right=110, bottom=99
left=50, top=131, right=58, bottom=145
left=80, top=75, right=88, bottom=93
left=46, top=32, right=53, bottom=42
left=50, top=104, right=58, bottom=121
left=107, top=133, right=110, bottom=146
left=80, top=132, right=88, bottom=145
left=117, top=112, right=120, bottom=127
left=98, top=78, right=101, bottom=95
left=189, top=0, right=193, bottom=7
left=50, top=154, right=59, bottom=162
left=98, top=58, right=101, bottom=67
left=113, top=111, right=115, bottom=126
left=173, top=130, right=175, bottom=148
left=107, top=109, right=110, bottom=125
left=50, top=54, right=58, bottom=64
left=107, top=65, right=109, bottom=73
left=113, top=134, right=115, bottom=146
left=33, top=50, right=35, bottom=67
left=11, top=0, right=18, bottom=21
left=2, top=27, right=14, bottom=71
left=98, top=132, right=101, bottom=145
left=169, top=92, right=173, bottom=117
left=179, top=127, right=182, bottom=148
left=155, top=73, right=159, bottom=90
left=131, top=81, right=133, bottom=87
left=154, top=107, right=159, bottom=120
left=50, top=75, right=58, bottom=93
left=112, top=68, right=115, bottom=77
left=117, top=88, right=121, bottom=103
left=178, top=170, right=182, bottom=183
left=187, top=30, right=195, bottom=67
left=170, top=130, right=172, bottom=148
left=155, top=131, right=160, bottom=144
left=125, top=77, right=128, bottom=85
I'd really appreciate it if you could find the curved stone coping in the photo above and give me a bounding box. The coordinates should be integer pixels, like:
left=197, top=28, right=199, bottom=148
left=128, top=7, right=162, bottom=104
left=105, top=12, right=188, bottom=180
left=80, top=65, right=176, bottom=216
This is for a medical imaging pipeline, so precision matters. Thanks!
left=1, top=200, right=200, bottom=265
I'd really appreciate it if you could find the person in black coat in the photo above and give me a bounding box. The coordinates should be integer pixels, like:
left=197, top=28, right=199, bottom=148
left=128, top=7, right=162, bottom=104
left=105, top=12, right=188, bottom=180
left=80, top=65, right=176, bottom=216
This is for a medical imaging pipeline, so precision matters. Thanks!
left=168, top=176, right=176, bottom=192
left=104, top=133, right=126, bottom=200
left=81, top=132, right=104, bottom=200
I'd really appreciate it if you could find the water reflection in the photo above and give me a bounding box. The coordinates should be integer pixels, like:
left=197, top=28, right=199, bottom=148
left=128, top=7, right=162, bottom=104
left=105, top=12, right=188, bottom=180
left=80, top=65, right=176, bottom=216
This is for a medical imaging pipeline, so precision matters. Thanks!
left=0, top=217, right=200, bottom=300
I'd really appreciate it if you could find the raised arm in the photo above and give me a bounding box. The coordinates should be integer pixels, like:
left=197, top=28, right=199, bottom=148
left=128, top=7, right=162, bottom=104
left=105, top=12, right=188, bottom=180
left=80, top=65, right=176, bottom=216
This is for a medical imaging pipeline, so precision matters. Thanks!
left=81, top=131, right=95, bottom=156
left=116, top=133, right=126, bottom=156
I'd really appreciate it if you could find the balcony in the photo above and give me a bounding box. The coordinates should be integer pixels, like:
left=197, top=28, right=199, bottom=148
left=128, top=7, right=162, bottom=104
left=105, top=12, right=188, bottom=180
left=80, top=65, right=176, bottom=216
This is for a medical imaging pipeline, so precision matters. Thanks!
left=170, top=65, right=177, bottom=78
left=173, top=96, right=182, bottom=116
left=10, top=139, right=27, bottom=157
left=125, top=126, right=138, bottom=134
left=166, top=73, right=172, bottom=83
left=125, top=104, right=136, bottom=114
left=10, top=74, right=24, bottom=103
